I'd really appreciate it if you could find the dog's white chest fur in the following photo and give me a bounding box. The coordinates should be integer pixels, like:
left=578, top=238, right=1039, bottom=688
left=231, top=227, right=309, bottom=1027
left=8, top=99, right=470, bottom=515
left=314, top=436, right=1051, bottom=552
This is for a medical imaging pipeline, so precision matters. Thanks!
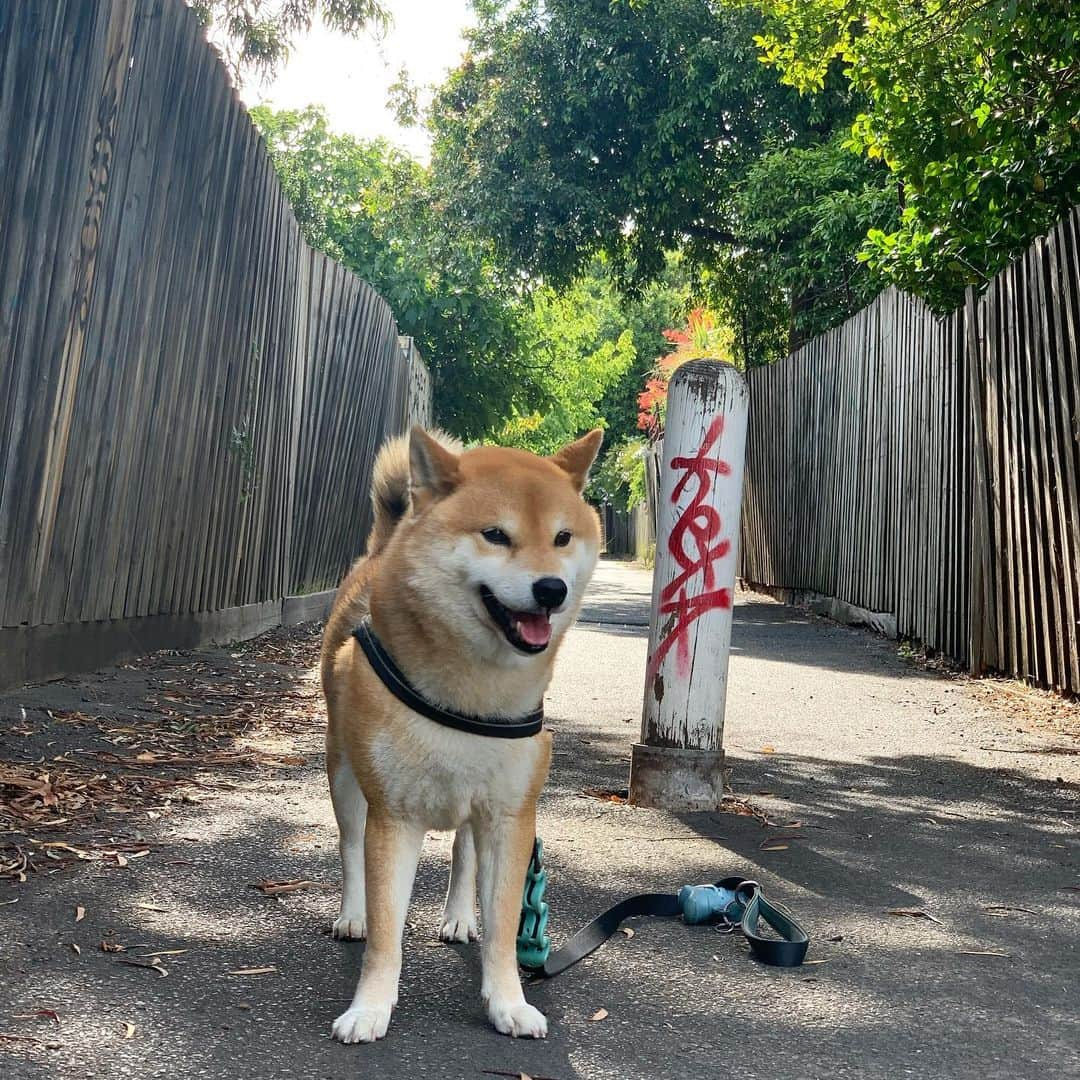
left=368, top=714, right=547, bottom=829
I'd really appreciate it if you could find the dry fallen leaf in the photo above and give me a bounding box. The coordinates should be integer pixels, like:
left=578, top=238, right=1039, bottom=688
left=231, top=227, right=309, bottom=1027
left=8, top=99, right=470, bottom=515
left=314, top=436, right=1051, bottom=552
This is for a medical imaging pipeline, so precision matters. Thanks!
left=588, top=1008, right=608, bottom=1022
left=251, top=879, right=320, bottom=897
left=887, top=908, right=942, bottom=924
left=620, top=927, right=635, bottom=939
left=480, top=1072, right=558, bottom=1080
left=121, top=1022, right=136, bottom=1039
left=580, top=787, right=627, bottom=804
left=761, top=745, right=776, bottom=754
left=100, top=941, right=126, bottom=953
left=760, top=843, right=789, bottom=852
left=75, top=905, right=85, bottom=923
left=227, top=966, right=278, bottom=976
left=115, top=958, right=168, bottom=977
left=70, top=943, right=81, bottom=956
left=134, top=903, right=168, bottom=913
left=14, top=1009, right=60, bottom=1024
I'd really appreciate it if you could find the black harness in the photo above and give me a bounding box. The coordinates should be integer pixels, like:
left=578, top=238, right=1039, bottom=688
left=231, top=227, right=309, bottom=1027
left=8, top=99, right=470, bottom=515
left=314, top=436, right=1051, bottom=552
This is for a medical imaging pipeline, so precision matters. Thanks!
left=351, top=620, right=544, bottom=739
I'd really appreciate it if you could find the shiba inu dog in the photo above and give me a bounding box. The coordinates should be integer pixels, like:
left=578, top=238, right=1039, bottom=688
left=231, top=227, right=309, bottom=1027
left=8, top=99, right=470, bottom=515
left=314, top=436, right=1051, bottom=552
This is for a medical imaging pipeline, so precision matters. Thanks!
left=320, top=426, right=603, bottom=1044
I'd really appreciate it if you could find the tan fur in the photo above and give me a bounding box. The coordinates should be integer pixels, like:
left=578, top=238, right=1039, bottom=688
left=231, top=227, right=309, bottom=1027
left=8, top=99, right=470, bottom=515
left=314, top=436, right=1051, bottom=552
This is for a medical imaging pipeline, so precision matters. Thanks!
left=322, top=426, right=602, bottom=1044
left=320, top=428, right=463, bottom=693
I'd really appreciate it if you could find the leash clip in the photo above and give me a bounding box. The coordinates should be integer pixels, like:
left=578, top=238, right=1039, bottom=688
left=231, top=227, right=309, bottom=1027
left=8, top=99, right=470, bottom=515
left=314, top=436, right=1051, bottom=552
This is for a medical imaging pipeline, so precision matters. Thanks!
left=714, top=879, right=759, bottom=932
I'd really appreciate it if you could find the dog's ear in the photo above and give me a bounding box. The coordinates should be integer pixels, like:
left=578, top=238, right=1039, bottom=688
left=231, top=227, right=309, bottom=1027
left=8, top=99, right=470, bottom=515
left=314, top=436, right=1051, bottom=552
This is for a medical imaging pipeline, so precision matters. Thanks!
left=549, top=429, right=604, bottom=493
left=409, top=426, right=461, bottom=511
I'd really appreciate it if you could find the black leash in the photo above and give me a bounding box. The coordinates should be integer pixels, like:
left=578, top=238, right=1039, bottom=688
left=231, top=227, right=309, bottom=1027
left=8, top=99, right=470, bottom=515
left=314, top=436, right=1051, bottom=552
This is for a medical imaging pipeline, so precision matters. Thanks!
left=538, top=878, right=808, bottom=978
left=352, top=620, right=544, bottom=738
left=518, top=840, right=809, bottom=977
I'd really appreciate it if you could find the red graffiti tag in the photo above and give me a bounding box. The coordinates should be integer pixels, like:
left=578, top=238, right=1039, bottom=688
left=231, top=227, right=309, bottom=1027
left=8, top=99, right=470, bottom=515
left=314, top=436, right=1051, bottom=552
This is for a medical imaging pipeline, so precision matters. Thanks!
left=647, top=416, right=733, bottom=681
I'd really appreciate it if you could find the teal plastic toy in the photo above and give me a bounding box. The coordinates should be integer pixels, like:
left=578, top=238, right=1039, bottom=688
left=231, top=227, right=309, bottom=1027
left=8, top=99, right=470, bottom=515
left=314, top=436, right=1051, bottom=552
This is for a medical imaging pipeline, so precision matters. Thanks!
left=516, top=838, right=550, bottom=969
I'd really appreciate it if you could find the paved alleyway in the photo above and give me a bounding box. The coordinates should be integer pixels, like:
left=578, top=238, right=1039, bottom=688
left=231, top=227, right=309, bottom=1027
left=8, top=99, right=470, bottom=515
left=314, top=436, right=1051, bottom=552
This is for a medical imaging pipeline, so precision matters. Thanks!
left=1, top=561, right=1076, bottom=1080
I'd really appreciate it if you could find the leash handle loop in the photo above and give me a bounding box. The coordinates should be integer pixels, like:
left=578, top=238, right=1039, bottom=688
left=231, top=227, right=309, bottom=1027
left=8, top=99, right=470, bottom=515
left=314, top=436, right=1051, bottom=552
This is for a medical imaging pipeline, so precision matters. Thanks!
left=715, top=875, right=809, bottom=968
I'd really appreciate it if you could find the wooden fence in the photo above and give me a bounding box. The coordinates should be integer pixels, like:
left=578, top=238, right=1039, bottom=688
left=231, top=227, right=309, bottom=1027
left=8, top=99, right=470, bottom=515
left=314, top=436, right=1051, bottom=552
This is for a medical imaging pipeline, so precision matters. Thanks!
left=0, top=1, right=429, bottom=687
left=600, top=503, right=654, bottom=561
left=740, top=208, right=1080, bottom=695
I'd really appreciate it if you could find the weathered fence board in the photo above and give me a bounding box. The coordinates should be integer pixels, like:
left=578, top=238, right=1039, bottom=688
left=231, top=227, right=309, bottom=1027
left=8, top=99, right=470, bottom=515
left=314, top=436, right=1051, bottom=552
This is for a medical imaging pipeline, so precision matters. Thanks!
left=0, top=0, right=430, bottom=687
left=741, top=208, right=1080, bottom=695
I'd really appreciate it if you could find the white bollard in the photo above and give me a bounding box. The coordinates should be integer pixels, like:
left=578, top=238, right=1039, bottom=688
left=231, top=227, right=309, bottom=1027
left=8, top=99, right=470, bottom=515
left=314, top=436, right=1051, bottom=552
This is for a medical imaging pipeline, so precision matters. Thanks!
left=628, top=360, right=749, bottom=811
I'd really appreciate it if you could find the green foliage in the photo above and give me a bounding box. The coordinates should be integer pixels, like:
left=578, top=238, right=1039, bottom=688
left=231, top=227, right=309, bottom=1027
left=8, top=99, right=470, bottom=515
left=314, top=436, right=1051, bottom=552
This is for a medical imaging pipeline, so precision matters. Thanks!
left=755, top=0, right=1080, bottom=310
left=590, top=437, right=650, bottom=511
left=191, top=0, right=387, bottom=81
left=591, top=253, right=698, bottom=443
left=429, top=0, right=877, bottom=353
left=251, top=107, right=695, bottom=445
left=251, top=105, right=536, bottom=438
left=497, top=254, right=697, bottom=456
left=699, top=250, right=790, bottom=368
left=499, top=274, right=638, bottom=455
left=734, top=130, right=897, bottom=342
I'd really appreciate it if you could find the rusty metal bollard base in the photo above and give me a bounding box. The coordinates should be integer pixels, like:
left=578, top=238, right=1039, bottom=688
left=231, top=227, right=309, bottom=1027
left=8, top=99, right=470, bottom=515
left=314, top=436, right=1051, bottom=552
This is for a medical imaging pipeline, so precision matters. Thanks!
left=628, top=743, right=727, bottom=811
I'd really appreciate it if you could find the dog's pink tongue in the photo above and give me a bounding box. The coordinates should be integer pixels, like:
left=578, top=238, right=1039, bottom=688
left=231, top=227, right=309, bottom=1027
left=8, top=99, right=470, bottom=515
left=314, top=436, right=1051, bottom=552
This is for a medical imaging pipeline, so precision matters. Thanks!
left=516, top=612, right=552, bottom=647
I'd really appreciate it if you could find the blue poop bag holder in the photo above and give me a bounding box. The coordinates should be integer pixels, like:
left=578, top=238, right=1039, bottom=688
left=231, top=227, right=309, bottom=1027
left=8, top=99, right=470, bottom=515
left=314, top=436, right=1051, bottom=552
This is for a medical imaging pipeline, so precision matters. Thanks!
left=517, top=839, right=809, bottom=977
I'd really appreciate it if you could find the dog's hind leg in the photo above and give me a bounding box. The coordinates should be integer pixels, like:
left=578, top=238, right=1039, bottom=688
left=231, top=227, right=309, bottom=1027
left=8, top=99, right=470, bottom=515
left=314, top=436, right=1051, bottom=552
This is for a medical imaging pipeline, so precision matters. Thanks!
left=332, top=812, right=424, bottom=1043
left=439, top=823, right=479, bottom=943
left=330, top=761, right=368, bottom=941
left=475, top=811, right=548, bottom=1039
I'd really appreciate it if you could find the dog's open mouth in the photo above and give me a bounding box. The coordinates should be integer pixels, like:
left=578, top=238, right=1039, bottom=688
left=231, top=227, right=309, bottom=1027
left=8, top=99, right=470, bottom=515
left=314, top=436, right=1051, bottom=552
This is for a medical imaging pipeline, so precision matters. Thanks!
left=479, top=586, right=552, bottom=653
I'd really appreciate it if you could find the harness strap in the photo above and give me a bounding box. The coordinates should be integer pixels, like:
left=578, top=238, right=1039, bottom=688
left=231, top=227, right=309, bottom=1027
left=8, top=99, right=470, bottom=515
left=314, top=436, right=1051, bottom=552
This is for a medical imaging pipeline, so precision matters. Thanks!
left=529, top=875, right=809, bottom=978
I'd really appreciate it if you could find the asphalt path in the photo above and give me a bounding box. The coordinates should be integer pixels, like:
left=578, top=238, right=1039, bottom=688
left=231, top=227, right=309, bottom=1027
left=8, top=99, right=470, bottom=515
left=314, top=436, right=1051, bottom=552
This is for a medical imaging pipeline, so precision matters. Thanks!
left=1, top=560, right=1076, bottom=1079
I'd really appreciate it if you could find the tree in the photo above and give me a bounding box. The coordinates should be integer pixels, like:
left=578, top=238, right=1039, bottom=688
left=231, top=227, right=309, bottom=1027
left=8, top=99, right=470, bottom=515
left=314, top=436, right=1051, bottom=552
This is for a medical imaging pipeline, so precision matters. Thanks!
left=635, top=307, right=734, bottom=437
left=191, top=0, right=387, bottom=82
left=251, top=105, right=537, bottom=438
left=733, top=131, right=896, bottom=343
left=429, top=0, right=882, bottom=356
left=498, top=254, right=698, bottom=453
left=755, top=0, right=1080, bottom=309
left=498, top=280, right=637, bottom=455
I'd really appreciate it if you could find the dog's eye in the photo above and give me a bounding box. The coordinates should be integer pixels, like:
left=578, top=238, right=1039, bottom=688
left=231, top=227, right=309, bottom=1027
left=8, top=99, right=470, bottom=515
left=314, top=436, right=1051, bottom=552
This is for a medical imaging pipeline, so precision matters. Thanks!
left=554, top=530, right=572, bottom=547
left=481, top=527, right=512, bottom=547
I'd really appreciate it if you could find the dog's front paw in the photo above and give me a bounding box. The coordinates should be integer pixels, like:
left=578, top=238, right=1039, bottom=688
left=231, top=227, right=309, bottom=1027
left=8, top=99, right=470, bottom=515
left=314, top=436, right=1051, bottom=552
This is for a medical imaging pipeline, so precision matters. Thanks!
left=487, top=997, right=548, bottom=1039
left=438, top=910, right=479, bottom=944
left=332, top=915, right=367, bottom=941
left=331, top=999, right=393, bottom=1044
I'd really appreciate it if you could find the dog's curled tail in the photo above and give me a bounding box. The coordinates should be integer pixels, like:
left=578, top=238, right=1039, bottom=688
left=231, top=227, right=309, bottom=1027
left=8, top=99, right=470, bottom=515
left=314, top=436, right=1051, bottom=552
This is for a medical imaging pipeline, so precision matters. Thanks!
left=321, top=427, right=462, bottom=690
left=366, top=434, right=412, bottom=556
left=366, top=427, right=463, bottom=555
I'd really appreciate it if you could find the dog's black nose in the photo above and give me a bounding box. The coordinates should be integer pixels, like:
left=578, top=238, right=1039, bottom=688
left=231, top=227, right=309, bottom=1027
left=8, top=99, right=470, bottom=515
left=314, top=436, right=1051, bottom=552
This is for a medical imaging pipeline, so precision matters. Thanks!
left=532, top=576, right=568, bottom=610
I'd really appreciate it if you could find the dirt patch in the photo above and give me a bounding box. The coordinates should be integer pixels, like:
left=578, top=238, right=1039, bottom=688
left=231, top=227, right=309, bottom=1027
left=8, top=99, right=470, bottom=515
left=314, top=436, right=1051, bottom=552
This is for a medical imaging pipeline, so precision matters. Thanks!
left=962, top=677, right=1080, bottom=741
